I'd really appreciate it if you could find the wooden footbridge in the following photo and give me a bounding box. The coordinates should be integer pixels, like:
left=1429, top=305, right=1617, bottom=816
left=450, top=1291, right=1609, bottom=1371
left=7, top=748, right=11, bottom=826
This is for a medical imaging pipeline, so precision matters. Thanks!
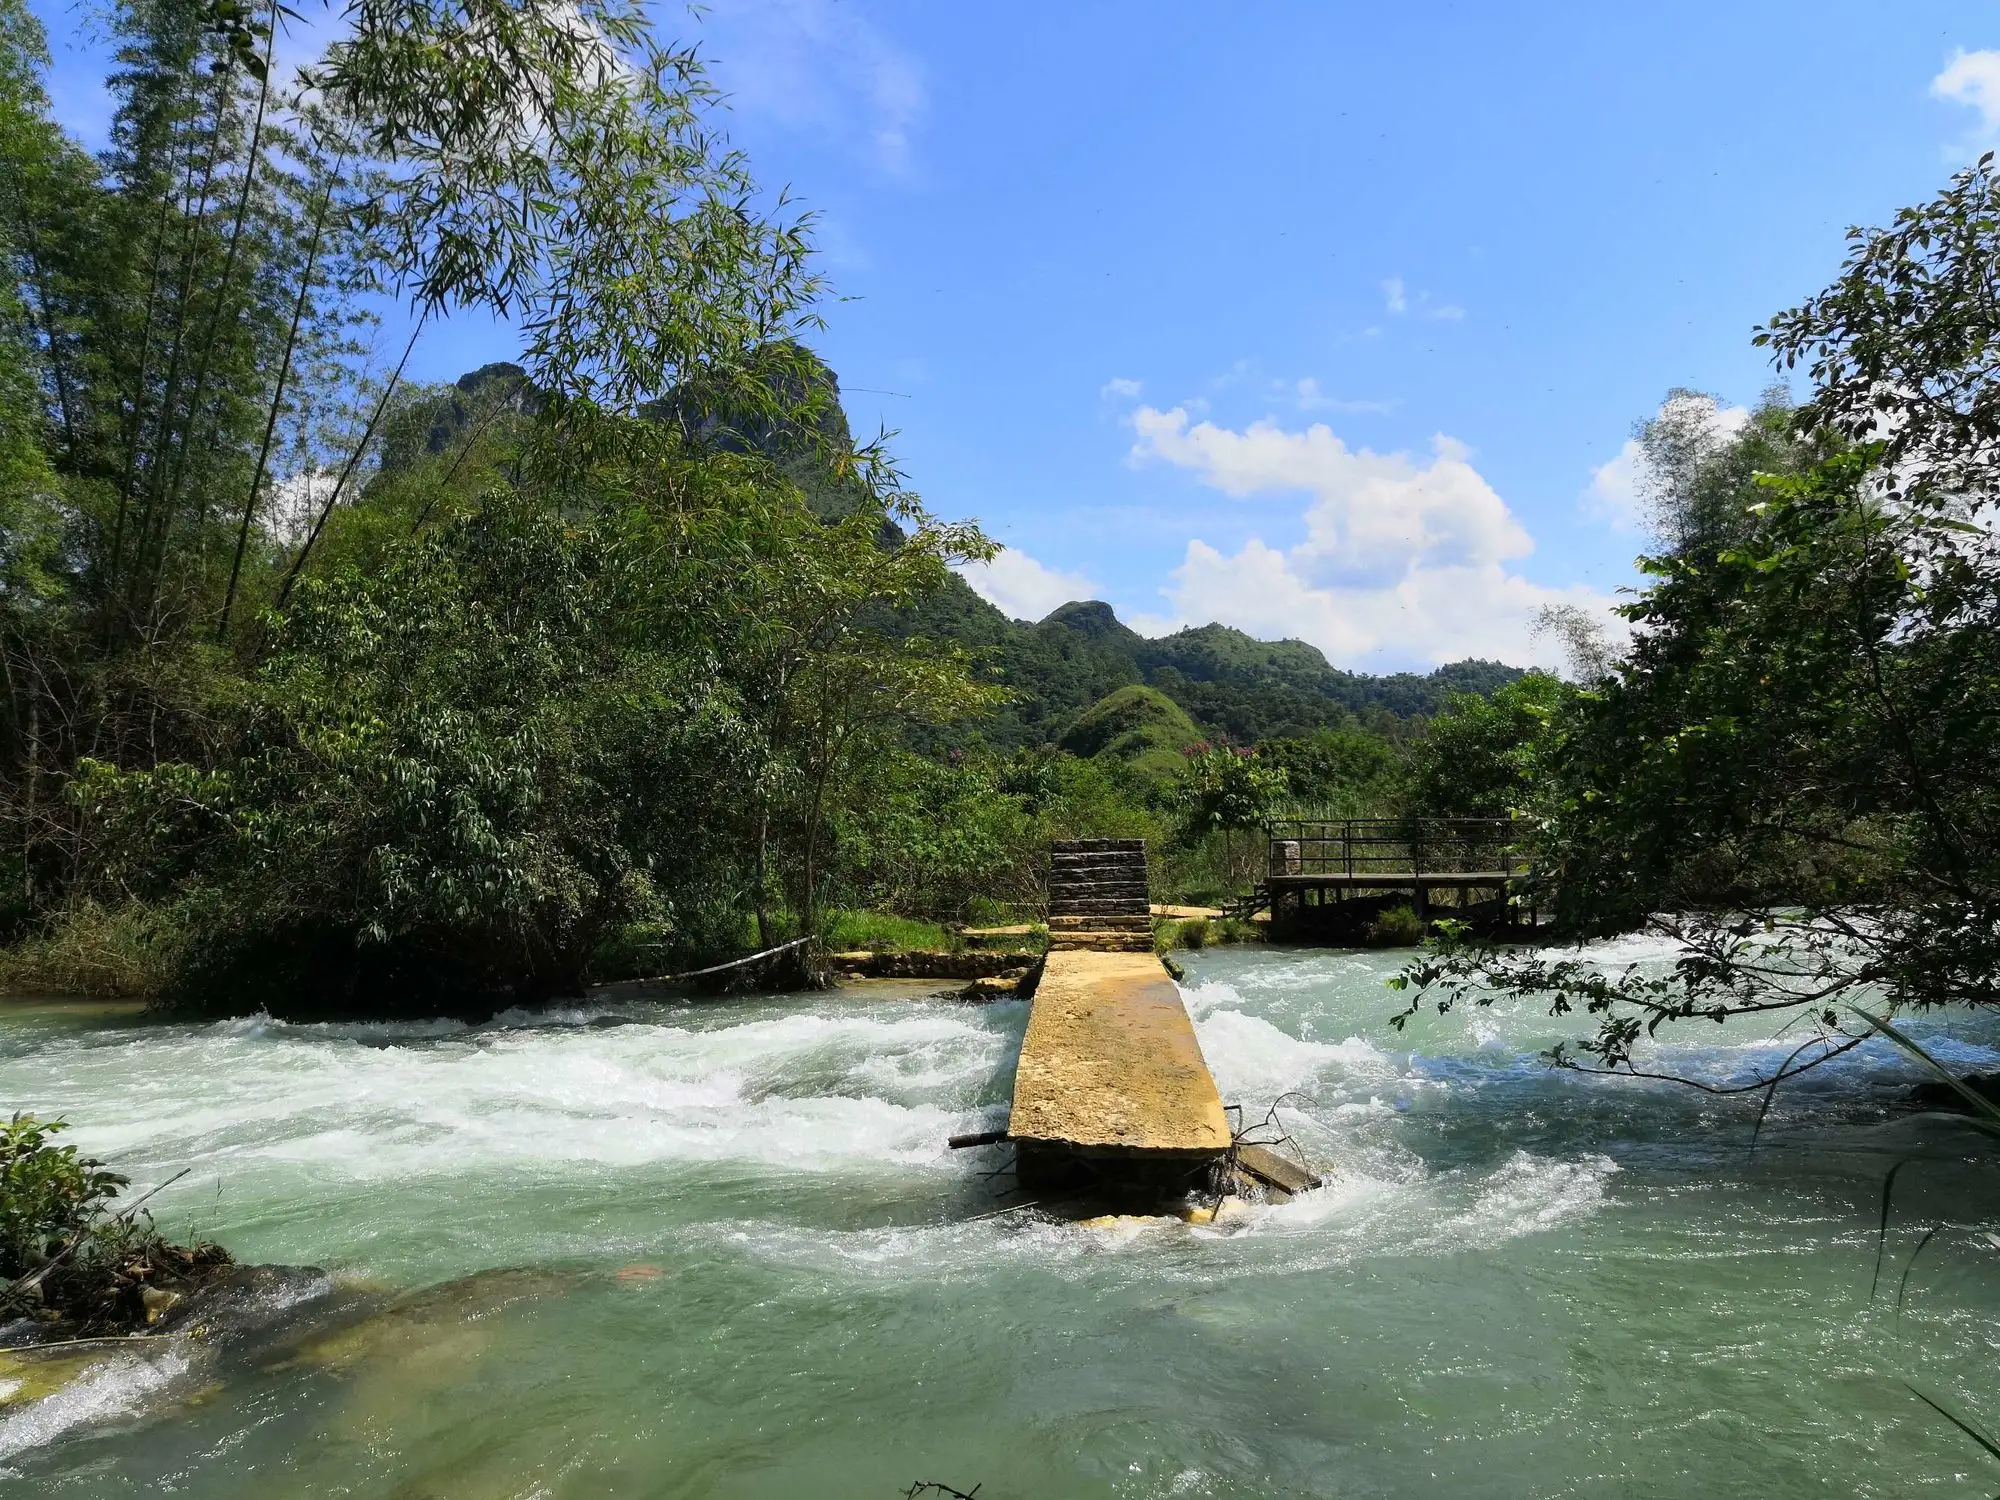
left=1262, top=818, right=1526, bottom=924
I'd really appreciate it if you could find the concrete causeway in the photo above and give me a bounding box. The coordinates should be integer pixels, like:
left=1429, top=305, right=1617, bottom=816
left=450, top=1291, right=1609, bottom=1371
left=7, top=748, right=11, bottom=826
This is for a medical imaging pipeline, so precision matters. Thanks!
left=1009, top=950, right=1231, bottom=1188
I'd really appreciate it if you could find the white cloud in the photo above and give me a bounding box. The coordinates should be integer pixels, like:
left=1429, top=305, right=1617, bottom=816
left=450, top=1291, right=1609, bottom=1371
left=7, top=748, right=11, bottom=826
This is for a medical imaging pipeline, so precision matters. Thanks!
left=1584, top=438, right=1647, bottom=530
left=1131, top=408, right=1530, bottom=578
left=1583, top=393, right=1749, bottom=532
left=1293, top=378, right=1389, bottom=414
left=957, top=548, right=1098, bottom=623
left=1379, top=274, right=1464, bottom=322
left=1933, top=48, right=2000, bottom=148
left=1127, top=407, right=1617, bottom=669
left=1152, top=543, right=1613, bottom=671
left=1101, top=376, right=1143, bottom=399
left=701, top=0, right=926, bottom=176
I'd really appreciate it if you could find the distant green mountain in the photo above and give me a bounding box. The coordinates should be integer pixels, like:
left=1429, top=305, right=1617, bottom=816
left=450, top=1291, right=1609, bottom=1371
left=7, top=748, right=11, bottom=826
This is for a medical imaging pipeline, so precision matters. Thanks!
left=897, top=574, right=1523, bottom=749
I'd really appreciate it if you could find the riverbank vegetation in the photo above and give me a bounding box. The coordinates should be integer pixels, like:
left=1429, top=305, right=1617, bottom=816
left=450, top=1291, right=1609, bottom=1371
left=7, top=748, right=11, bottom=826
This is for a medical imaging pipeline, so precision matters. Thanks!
left=0, top=0, right=1504, bottom=1014
left=1396, top=160, right=2000, bottom=1086
left=25, top=0, right=1959, bottom=1024
left=0, top=1113, right=228, bottom=1335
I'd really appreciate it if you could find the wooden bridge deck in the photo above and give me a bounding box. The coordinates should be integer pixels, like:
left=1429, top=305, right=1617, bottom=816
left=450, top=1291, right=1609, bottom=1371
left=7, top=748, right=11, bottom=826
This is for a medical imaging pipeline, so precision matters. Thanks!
left=1267, top=870, right=1513, bottom=891
left=1009, top=951, right=1230, bottom=1176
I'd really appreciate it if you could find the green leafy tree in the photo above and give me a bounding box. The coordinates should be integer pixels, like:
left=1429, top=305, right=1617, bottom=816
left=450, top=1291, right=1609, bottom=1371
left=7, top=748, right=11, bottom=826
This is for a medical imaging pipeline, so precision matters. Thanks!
left=1401, top=674, right=1569, bottom=821
left=0, top=0, right=834, bottom=953
left=1259, top=726, right=1399, bottom=817
left=1398, top=161, right=2000, bottom=1084
left=1170, top=743, right=1288, bottom=892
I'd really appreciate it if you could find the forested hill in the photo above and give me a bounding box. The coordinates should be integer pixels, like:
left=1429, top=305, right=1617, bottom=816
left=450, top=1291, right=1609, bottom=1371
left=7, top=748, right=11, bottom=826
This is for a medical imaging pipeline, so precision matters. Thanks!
left=439, top=357, right=1522, bottom=749
left=894, top=574, right=1523, bottom=748
left=659, top=344, right=1524, bottom=747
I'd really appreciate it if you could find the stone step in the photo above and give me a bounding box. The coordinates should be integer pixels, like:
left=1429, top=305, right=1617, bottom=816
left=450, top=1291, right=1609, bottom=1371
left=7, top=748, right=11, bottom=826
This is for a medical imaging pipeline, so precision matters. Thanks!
left=1047, top=933, right=1156, bottom=952
left=1049, top=900, right=1152, bottom=917
left=1051, top=848, right=1148, bottom=863
left=1047, top=914, right=1152, bottom=930
left=1050, top=839, right=1146, bottom=854
left=1047, top=882, right=1151, bottom=900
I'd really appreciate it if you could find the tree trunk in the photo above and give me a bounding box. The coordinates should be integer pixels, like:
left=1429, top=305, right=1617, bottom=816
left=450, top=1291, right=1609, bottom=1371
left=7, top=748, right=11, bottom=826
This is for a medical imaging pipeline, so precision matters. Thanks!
left=23, top=669, right=39, bottom=908
left=753, top=805, right=771, bottom=949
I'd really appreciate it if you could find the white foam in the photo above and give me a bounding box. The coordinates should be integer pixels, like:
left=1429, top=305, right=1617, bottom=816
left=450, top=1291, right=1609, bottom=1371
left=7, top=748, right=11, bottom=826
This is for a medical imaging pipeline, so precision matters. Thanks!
left=0, top=1346, right=192, bottom=1467
left=9, top=1004, right=1018, bottom=1191
left=1194, top=1008, right=1388, bottom=1099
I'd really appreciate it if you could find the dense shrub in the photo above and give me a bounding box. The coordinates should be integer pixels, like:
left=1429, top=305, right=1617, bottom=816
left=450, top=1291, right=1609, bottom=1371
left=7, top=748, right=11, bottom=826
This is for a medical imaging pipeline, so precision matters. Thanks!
left=0, top=1113, right=231, bottom=1334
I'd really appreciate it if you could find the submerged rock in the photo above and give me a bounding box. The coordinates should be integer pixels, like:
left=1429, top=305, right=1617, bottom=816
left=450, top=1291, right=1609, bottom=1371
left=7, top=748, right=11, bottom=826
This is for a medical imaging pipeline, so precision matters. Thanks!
left=1905, top=1072, right=2000, bottom=1113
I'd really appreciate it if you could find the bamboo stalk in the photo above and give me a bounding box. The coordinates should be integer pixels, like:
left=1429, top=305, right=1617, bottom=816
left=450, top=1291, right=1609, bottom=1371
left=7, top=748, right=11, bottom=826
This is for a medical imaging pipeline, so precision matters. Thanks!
left=218, top=153, right=339, bottom=641
left=276, top=311, right=427, bottom=608
left=162, top=5, right=278, bottom=531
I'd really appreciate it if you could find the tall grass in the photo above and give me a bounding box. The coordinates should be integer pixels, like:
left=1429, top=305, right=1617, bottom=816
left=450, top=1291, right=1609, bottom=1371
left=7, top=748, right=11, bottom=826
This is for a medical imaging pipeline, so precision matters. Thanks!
left=0, top=903, right=180, bottom=998
left=822, top=910, right=959, bottom=953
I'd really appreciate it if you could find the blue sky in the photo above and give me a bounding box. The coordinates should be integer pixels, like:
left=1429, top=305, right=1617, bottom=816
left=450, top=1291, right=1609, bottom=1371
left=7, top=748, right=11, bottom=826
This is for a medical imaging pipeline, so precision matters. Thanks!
left=27, top=1, right=2000, bottom=669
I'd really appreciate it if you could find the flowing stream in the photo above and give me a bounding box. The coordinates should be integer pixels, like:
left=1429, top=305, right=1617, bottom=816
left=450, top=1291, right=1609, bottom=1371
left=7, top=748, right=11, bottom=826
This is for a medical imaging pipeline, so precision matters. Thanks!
left=2, top=942, right=1999, bottom=1497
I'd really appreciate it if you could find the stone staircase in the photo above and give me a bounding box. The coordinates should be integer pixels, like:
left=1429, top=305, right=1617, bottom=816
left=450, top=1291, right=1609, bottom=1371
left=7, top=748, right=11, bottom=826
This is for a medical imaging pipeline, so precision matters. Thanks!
left=1047, top=839, right=1154, bottom=952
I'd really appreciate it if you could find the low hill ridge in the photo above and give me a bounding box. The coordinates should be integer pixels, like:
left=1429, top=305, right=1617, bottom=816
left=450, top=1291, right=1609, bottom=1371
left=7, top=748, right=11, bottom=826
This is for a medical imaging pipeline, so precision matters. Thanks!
left=898, top=574, right=1522, bottom=748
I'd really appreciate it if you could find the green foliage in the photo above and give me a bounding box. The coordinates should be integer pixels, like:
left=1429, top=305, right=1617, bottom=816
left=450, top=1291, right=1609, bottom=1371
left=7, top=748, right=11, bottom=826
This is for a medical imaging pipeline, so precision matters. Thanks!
left=832, top=752, right=1032, bottom=921
left=1167, top=742, right=1288, bottom=896
left=1260, top=727, right=1400, bottom=818
left=1401, top=436, right=2000, bottom=1074
left=74, top=487, right=736, bottom=1009
left=67, top=440, right=996, bottom=1010
left=1155, top=913, right=1262, bottom=952
left=1365, top=904, right=1424, bottom=947
left=821, top=910, right=956, bottom=954
left=0, top=1110, right=229, bottom=1333
left=1169, top=743, right=1289, bottom=842
left=0, top=0, right=1023, bottom=1008
left=1057, top=684, right=1200, bottom=783
left=0, top=900, right=179, bottom=996
left=1399, top=156, right=2000, bottom=1065
left=1761, top=153, right=2000, bottom=503
left=1401, top=673, right=1571, bottom=820
left=0, top=1113, right=125, bottom=1279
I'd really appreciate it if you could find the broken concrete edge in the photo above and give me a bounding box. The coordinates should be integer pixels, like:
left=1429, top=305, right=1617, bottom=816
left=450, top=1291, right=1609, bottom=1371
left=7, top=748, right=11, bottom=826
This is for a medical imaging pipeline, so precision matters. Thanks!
left=1233, top=1142, right=1316, bottom=1197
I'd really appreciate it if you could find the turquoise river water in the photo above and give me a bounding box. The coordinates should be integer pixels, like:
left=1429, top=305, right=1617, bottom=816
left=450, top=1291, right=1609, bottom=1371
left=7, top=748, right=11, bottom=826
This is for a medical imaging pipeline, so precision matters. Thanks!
left=2, top=940, right=2000, bottom=1497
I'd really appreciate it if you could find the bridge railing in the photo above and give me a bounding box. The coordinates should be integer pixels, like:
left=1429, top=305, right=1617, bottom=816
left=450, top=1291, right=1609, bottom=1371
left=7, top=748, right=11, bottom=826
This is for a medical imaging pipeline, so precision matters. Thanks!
left=1266, top=818, right=1523, bottom=879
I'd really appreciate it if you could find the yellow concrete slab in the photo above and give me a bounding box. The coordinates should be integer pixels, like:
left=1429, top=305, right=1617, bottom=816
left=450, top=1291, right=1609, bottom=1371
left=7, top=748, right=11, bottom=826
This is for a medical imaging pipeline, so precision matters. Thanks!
left=1010, top=951, right=1231, bottom=1155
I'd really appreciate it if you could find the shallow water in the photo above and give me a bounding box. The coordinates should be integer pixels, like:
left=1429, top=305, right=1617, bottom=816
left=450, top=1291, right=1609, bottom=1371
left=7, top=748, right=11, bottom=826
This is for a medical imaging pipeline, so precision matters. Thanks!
left=2, top=948, right=1999, bottom=1497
